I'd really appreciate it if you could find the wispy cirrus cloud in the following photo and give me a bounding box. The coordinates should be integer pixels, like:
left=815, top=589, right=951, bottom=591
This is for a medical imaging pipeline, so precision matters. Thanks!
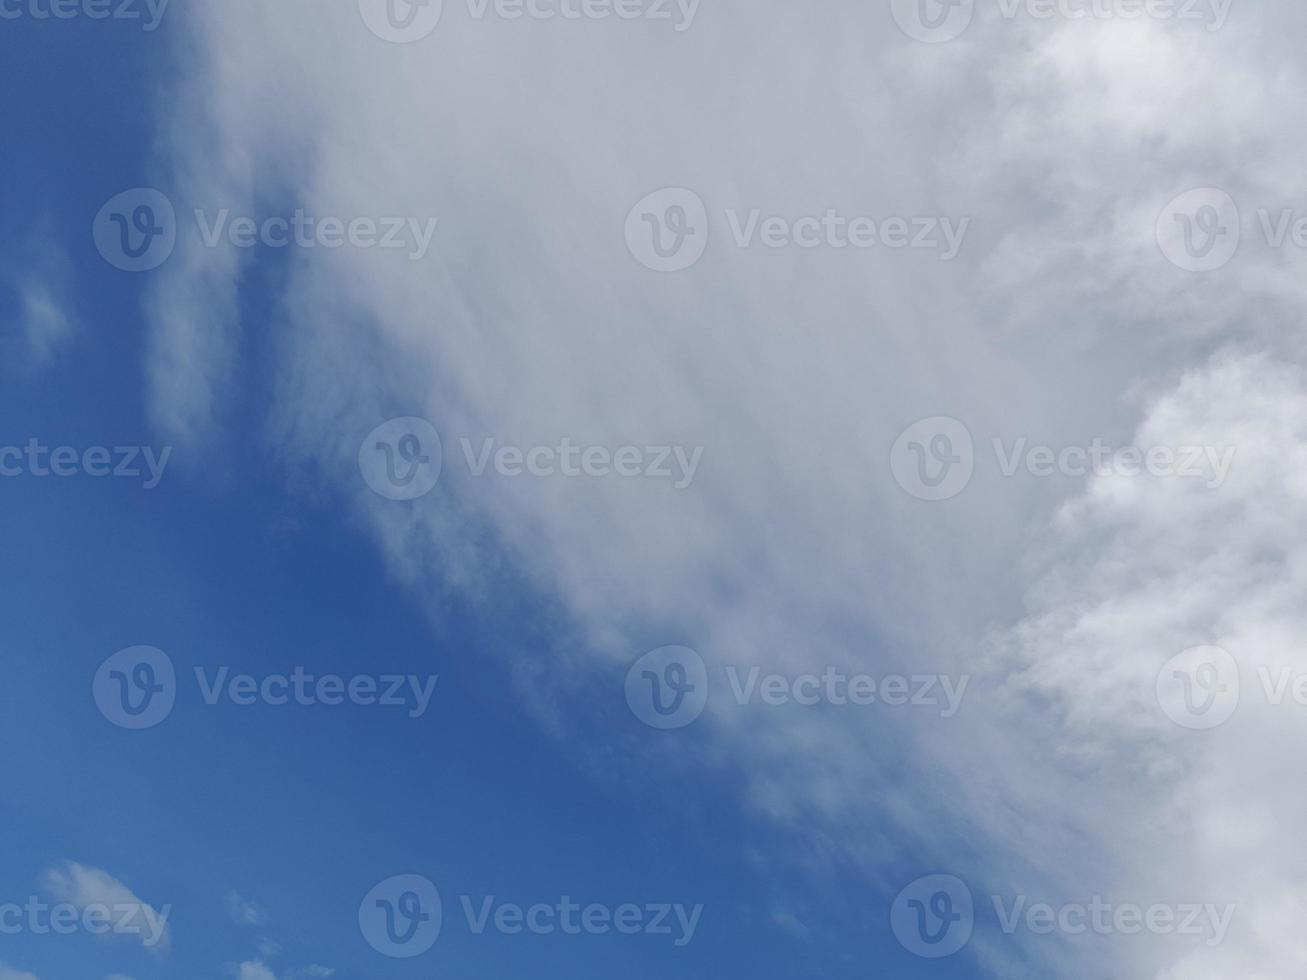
left=140, top=2, right=1307, bottom=977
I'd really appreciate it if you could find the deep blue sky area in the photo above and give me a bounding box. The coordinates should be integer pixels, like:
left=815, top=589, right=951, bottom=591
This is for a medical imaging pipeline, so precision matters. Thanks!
left=0, top=12, right=986, bottom=980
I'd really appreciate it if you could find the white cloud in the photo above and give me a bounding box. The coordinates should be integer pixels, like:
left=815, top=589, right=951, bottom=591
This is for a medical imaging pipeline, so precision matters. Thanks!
left=39, top=862, right=170, bottom=951
left=140, top=3, right=1307, bottom=977
left=4, top=220, right=74, bottom=373
left=0, top=964, right=39, bottom=980
left=235, top=963, right=275, bottom=980
left=226, top=891, right=270, bottom=927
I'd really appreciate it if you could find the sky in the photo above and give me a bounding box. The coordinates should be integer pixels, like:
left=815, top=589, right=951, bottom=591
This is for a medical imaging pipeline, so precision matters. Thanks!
left=3, top=1, right=1307, bottom=979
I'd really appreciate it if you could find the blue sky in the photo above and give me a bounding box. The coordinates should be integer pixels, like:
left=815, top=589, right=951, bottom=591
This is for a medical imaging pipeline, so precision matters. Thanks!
left=0, top=11, right=971, bottom=980
left=6, top=2, right=1307, bottom=979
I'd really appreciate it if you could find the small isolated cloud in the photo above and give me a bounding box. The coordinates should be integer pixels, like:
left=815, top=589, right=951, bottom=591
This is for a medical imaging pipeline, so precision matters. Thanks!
left=0, top=964, right=39, bottom=980
left=771, top=909, right=811, bottom=940
left=255, top=939, right=281, bottom=959
left=39, top=861, right=170, bottom=951
left=105, top=974, right=136, bottom=980
left=285, top=968, right=334, bottom=979
left=236, top=962, right=276, bottom=980
left=226, top=891, right=270, bottom=927
left=3, top=218, right=74, bottom=373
